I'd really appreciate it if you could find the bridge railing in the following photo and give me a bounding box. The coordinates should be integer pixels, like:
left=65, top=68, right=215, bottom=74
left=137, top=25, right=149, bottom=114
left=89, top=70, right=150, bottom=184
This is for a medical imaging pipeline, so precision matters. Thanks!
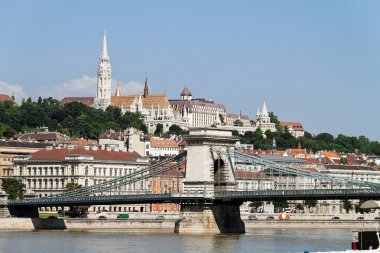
left=215, top=188, right=380, bottom=199
left=210, top=148, right=380, bottom=190
left=45, top=152, right=187, bottom=199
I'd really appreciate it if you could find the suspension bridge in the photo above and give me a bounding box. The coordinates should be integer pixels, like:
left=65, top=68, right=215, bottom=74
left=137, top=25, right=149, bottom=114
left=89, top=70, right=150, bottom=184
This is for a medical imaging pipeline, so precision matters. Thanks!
left=4, top=128, right=380, bottom=233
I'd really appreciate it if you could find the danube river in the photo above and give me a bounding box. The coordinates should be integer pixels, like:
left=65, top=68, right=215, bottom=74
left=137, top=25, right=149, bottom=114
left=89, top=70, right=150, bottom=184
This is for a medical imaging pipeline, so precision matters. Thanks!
left=0, top=228, right=353, bottom=253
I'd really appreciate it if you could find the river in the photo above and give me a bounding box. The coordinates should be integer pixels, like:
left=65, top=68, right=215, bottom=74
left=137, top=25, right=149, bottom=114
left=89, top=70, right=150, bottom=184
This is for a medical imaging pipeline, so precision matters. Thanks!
left=0, top=228, right=354, bottom=253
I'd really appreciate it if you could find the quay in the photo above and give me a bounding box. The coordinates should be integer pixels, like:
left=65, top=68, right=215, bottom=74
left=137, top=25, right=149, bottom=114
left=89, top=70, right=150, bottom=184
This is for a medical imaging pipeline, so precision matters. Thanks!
left=0, top=216, right=378, bottom=231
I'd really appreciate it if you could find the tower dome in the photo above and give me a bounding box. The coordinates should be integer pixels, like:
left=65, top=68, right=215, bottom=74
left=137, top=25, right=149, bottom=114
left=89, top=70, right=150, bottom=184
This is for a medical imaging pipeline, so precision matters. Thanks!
left=181, top=86, right=192, bottom=96
left=180, top=86, right=192, bottom=101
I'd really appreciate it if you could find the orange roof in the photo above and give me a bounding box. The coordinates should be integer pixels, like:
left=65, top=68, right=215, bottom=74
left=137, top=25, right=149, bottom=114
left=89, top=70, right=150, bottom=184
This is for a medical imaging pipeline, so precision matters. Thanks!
left=61, top=138, right=95, bottom=146
left=276, top=151, right=287, bottom=156
left=30, top=148, right=140, bottom=161
left=0, top=94, right=14, bottom=102
left=322, top=151, right=340, bottom=159
left=150, top=138, right=178, bottom=148
left=280, top=122, right=304, bottom=131
left=286, top=148, right=308, bottom=157
left=110, top=94, right=170, bottom=108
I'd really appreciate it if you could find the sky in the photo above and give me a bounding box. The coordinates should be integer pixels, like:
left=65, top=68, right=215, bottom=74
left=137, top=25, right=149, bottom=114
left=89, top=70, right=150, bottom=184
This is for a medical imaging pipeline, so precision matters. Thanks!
left=0, top=1, right=379, bottom=140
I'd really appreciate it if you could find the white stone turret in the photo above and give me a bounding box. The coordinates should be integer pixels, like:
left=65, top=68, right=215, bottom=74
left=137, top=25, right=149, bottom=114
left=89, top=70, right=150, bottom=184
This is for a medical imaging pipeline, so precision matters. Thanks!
left=94, top=31, right=112, bottom=110
left=255, top=101, right=276, bottom=134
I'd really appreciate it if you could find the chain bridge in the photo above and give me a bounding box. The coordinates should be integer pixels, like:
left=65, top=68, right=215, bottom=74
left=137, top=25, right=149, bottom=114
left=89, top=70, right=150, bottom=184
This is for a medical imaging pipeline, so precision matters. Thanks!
left=5, top=128, right=380, bottom=233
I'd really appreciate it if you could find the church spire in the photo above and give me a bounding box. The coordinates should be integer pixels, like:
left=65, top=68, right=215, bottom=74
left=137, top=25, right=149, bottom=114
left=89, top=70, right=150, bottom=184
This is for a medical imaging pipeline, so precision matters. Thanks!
left=94, top=30, right=112, bottom=110
left=115, top=81, right=121, bottom=96
left=101, top=30, right=108, bottom=58
left=262, top=102, right=268, bottom=115
left=143, top=75, right=149, bottom=98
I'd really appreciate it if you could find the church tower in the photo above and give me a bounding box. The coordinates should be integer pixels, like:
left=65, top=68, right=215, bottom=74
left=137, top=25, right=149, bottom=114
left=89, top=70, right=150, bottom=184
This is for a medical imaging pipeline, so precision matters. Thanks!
left=94, top=31, right=112, bottom=110
left=143, top=76, right=149, bottom=98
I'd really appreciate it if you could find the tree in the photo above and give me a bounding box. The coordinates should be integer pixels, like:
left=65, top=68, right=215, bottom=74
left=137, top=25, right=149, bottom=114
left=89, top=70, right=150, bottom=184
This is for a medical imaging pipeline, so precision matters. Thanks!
left=295, top=203, right=304, bottom=212
left=249, top=201, right=264, bottom=209
left=65, top=183, right=89, bottom=217
left=2, top=178, right=25, bottom=200
left=154, top=123, right=163, bottom=136
left=168, top=124, right=188, bottom=136
left=304, top=199, right=318, bottom=212
left=342, top=199, right=353, bottom=213
left=273, top=199, right=288, bottom=212
left=233, top=119, right=243, bottom=127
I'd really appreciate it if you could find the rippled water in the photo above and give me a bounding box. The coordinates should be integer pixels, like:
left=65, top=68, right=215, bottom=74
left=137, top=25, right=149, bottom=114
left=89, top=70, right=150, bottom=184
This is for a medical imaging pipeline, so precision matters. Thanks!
left=0, top=228, right=353, bottom=253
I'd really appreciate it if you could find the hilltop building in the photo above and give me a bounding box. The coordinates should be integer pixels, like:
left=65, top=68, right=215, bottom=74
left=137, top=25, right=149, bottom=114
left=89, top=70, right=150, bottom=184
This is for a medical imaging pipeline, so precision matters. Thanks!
left=280, top=122, right=305, bottom=138
left=254, top=102, right=276, bottom=133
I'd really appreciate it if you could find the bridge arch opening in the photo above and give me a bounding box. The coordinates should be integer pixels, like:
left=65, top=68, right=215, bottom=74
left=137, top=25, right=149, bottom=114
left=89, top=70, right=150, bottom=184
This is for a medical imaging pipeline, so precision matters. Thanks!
left=213, top=158, right=225, bottom=175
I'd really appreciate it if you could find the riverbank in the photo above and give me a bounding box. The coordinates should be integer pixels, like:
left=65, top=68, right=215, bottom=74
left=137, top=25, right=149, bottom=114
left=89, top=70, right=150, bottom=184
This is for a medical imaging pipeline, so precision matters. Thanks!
left=0, top=218, right=378, bottom=231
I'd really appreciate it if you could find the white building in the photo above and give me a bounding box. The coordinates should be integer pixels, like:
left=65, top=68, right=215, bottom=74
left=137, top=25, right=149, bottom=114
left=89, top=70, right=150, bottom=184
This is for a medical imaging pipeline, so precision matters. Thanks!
left=280, top=122, right=305, bottom=138
left=13, top=147, right=151, bottom=213
left=149, top=138, right=179, bottom=157
left=169, top=86, right=228, bottom=128
left=254, top=102, right=276, bottom=133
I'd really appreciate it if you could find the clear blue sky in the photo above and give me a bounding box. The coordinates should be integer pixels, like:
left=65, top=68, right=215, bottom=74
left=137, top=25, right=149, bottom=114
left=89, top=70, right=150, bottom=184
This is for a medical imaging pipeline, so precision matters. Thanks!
left=1, top=1, right=379, bottom=140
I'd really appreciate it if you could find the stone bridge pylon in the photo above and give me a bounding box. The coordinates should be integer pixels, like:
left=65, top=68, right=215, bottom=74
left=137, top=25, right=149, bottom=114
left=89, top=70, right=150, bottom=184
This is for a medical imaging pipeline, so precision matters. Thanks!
left=175, top=128, right=245, bottom=234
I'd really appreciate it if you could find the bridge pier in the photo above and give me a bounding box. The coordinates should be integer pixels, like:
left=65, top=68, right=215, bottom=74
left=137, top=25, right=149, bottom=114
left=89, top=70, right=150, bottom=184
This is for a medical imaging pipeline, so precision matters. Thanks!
left=0, top=191, right=10, bottom=218
left=175, top=202, right=245, bottom=234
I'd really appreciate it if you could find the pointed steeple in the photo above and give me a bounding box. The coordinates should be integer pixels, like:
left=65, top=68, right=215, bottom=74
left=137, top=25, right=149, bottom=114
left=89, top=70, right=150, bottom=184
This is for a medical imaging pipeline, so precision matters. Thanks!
left=115, top=81, right=121, bottom=96
left=262, top=102, right=268, bottom=115
left=143, top=75, right=149, bottom=98
left=101, top=30, right=108, bottom=58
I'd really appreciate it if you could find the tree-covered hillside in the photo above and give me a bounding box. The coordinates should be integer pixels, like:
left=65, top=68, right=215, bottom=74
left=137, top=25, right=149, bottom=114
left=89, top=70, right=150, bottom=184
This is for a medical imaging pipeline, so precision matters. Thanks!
left=0, top=97, right=147, bottom=139
left=233, top=112, right=380, bottom=155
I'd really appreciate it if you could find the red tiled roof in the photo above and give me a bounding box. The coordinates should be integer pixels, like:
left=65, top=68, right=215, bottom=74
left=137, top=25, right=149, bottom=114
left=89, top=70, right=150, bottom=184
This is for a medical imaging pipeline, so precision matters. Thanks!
left=0, top=94, right=14, bottom=102
left=60, top=97, right=94, bottom=107
left=280, top=122, right=304, bottom=131
left=30, top=148, right=141, bottom=161
left=16, top=133, right=66, bottom=141
left=303, top=158, right=320, bottom=164
left=287, top=148, right=308, bottom=157
left=322, top=151, right=340, bottom=159
left=150, top=138, right=178, bottom=148
left=99, top=129, right=125, bottom=140
left=60, top=138, right=95, bottom=146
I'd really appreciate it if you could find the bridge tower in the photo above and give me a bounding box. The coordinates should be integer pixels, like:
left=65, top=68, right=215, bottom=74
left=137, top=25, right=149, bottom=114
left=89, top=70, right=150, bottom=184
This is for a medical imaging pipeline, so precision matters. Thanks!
left=175, top=127, right=245, bottom=233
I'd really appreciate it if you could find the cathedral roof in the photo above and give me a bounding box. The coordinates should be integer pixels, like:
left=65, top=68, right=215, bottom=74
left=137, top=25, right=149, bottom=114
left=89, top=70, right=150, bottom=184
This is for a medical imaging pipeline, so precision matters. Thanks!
left=180, top=86, right=192, bottom=96
left=110, top=94, right=170, bottom=108
left=0, top=94, right=14, bottom=103
left=60, top=97, right=94, bottom=107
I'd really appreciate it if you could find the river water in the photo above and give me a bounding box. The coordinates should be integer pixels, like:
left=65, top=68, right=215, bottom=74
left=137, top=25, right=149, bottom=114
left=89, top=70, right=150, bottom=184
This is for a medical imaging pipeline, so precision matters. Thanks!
left=0, top=228, right=353, bottom=253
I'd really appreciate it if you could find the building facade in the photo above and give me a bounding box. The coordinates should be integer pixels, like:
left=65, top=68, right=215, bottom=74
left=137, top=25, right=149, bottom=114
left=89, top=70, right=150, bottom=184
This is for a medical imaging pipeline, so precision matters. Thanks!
left=13, top=147, right=151, bottom=212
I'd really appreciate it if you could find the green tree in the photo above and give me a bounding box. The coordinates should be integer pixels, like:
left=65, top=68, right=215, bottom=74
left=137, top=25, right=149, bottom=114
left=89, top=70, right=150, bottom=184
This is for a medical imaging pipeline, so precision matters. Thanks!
left=168, top=124, right=187, bottom=136
left=273, top=199, right=289, bottom=211
left=65, top=183, right=88, bottom=217
left=233, top=119, right=243, bottom=126
left=342, top=199, right=353, bottom=214
left=2, top=178, right=25, bottom=200
left=249, top=201, right=264, bottom=209
left=304, top=199, right=318, bottom=212
left=154, top=123, right=164, bottom=136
